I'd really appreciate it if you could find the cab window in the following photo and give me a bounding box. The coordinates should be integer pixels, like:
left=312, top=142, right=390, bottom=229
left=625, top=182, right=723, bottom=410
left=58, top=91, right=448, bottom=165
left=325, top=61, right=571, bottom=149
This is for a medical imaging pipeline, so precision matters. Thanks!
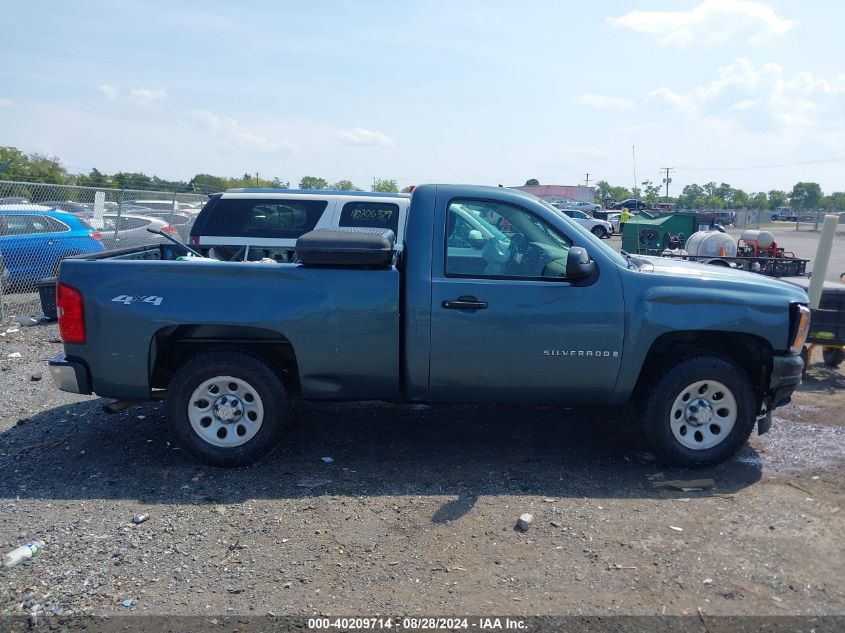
left=445, top=200, right=571, bottom=279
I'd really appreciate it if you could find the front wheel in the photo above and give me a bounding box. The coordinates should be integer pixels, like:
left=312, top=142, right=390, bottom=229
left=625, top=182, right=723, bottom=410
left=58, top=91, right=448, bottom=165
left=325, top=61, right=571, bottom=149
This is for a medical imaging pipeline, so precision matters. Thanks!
left=591, top=226, right=607, bottom=239
left=822, top=347, right=844, bottom=368
left=641, top=354, right=757, bottom=467
left=165, top=351, right=289, bottom=467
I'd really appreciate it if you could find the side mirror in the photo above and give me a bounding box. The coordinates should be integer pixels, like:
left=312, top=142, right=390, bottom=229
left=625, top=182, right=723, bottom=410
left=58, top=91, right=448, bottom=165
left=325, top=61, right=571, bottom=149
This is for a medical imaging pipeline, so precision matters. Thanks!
left=468, top=229, right=485, bottom=248
left=566, top=247, right=596, bottom=280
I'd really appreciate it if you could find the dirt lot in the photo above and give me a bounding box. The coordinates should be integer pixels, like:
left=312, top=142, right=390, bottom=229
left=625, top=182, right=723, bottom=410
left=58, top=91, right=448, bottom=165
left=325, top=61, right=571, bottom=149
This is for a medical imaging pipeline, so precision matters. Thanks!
left=0, top=323, right=843, bottom=619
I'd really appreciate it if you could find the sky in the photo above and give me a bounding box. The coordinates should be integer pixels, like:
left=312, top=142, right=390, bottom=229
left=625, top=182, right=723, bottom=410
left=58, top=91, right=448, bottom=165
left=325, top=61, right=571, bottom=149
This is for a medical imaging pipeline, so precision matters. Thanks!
left=1, top=0, right=844, bottom=194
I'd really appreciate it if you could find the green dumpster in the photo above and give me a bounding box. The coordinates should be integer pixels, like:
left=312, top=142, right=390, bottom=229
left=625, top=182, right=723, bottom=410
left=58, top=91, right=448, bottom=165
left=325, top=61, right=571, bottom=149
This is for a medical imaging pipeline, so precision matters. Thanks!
left=621, top=212, right=713, bottom=254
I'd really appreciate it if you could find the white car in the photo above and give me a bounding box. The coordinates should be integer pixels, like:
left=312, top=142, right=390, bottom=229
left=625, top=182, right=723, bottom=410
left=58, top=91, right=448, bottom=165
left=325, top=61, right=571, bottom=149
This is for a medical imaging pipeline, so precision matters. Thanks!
left=606, top=212, right=621, bottom=233
left=559, top=208, right=613, bottom=238
left=567, top=201, right=603, bottom=213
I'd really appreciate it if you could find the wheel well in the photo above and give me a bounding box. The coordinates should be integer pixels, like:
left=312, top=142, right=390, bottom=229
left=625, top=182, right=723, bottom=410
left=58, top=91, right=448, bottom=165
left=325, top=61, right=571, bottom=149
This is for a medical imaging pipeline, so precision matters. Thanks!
left=150, top=325, right=301, bottom=394
left=633, top=331, right=772, bottom=404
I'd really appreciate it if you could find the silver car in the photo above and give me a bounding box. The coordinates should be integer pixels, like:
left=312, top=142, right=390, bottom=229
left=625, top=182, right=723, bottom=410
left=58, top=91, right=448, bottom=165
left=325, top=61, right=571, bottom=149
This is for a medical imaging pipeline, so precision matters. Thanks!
left=83, top=213, right=181, bottom=250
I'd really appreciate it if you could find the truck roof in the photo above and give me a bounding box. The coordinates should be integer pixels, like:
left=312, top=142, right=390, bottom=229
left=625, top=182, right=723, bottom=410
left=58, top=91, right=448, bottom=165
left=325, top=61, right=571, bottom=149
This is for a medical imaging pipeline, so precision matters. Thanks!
left=225, top=188, right=410, bottom=198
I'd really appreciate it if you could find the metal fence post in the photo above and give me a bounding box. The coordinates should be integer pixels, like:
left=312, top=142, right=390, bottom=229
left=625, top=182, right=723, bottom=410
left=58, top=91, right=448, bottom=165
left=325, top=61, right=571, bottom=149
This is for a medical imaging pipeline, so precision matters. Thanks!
left=169, top=188, right=177, bottom=226
left=114, top=188, right=125, bottom=244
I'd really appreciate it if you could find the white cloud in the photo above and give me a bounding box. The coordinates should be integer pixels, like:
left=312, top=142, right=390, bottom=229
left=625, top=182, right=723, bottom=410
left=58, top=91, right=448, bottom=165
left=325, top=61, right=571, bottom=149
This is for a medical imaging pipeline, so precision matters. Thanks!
left=98, top=84, right=119, bottom=100
left=648, top=58, right=843, bottom=127
left=573, top=93, right=634, bottom=112
left=609, top=0, right=796, bottom=47
left=337, top=127, right=394, bottom=147
left=730, top=99, right=759, bottom=111
left=191, top=109, right=293, bottom=153
left=127, top=88, right=167, bottom=105
left=0, top=98, right=14, bottom=107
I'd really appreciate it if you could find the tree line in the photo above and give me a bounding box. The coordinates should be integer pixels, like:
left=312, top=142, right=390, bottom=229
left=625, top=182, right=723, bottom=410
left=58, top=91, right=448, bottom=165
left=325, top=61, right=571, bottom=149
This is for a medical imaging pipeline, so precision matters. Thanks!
left=525, top=177, right=845, bottom=211
left=0, top=146, right=402, bottom=195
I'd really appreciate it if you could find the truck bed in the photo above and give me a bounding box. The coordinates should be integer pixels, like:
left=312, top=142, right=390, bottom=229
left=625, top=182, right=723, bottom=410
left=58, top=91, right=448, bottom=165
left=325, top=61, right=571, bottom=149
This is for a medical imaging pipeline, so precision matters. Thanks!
left=58, top=251, right=401, bottom=401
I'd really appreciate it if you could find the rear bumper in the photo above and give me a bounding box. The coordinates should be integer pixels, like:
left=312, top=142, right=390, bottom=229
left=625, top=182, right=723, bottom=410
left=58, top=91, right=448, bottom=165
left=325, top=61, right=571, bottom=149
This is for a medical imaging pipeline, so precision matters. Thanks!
left=48, top=354, right=92, bottom=395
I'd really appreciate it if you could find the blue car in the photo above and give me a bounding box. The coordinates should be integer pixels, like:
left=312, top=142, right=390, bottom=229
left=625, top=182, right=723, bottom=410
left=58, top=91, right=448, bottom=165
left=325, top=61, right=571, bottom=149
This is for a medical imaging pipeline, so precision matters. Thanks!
left=0, top=206, right=104, bottom=288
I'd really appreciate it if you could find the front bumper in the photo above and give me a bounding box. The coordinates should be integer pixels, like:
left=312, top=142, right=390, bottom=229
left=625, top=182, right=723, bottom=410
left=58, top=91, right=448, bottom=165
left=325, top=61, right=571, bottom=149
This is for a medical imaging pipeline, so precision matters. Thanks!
left=769, top=353, right=803, bottom=406
left=757, top=353, right=804, bottom=435
left=48, top=354, right=92, bottom=395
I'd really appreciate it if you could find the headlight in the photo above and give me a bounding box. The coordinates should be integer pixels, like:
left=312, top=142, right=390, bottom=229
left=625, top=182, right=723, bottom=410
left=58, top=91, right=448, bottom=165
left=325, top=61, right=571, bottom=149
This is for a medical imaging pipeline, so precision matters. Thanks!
left=789, top=305, right=811, bottom=354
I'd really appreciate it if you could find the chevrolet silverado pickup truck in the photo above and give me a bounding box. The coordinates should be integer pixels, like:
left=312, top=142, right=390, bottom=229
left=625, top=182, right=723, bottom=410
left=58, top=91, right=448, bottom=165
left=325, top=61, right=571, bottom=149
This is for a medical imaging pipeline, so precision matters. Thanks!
left=49, top=185, right=811, bottom=468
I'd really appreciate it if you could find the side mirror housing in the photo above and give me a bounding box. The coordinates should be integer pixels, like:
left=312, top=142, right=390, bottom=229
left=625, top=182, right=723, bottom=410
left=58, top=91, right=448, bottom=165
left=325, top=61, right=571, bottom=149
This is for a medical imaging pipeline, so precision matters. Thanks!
left=566, top=247, right=596, bottom=280
left=468, top=229, right=484, bottom=248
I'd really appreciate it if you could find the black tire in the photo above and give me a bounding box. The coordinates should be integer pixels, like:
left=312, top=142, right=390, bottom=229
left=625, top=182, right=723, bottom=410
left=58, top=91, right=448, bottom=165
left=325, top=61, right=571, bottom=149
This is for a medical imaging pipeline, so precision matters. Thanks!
left=822, top=347, right=845, bottom=368
left=591, top=226, right=607, bottom=238
left=641, top=354, right=757, bottom=468
left=165, top=351, right=289, bottom=467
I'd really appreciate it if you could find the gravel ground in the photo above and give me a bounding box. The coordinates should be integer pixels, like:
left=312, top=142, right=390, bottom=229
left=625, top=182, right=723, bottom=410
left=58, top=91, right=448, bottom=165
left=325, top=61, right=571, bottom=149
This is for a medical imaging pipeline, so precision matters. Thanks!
left=0, top=323, right=843, bottom=619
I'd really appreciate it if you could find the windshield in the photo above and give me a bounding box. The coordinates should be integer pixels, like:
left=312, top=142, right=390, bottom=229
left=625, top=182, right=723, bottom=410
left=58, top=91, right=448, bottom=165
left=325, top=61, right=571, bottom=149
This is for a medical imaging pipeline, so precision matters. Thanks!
left=540, top=200, right=628, bottom=267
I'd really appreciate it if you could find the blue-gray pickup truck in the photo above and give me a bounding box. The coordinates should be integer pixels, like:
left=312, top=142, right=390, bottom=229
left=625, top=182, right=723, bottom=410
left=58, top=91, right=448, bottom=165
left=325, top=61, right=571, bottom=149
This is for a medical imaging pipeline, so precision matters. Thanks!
left=49, top=185, right=811, bottom=468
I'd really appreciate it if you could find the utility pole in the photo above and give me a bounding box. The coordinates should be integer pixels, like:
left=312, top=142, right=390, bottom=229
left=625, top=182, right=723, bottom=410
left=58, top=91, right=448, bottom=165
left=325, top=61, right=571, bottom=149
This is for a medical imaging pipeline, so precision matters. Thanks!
left=584, top=173, right=591, bottom=188
left=661, top=167, right=675, bottom=201
left=632, top=146, right=637, bottom=198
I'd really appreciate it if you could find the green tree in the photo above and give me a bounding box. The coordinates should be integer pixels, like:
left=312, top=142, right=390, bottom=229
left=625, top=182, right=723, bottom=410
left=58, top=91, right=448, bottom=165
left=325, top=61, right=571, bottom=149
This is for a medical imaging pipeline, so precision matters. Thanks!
left=749, top=192, right=768, bottom=209
left=372, top=178, right=399, bottom=193
left=525, top=178, right=539, bottom=186
left=332, top=179, right=359, bottom=191
left=767, top=190, right=788, bottom=209
left=790, top=182, right=823, bottom=209
left=642, top=180, right=661, bottom=205
left=677, top=184, right=705, bottom=209
left=0, top=146, right=67, bottom=184
left=593, top=180, right=630, bottom=205
left=299, top=176, right=328, bottom=190
left=821, top=192, right=845, bottom=211
left=730, top=188, right=749, bottom=207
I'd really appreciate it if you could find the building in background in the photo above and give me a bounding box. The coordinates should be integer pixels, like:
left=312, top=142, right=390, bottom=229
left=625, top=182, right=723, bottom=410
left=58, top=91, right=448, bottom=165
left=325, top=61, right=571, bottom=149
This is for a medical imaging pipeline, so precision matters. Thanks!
left=511, top=184, right=595, bottom=203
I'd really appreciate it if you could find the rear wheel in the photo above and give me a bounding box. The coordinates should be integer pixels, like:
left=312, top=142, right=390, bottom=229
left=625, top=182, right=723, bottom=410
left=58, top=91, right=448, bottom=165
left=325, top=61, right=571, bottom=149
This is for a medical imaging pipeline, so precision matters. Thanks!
left=165, top=351, right=288, bottom=467
left=591, top=226, right=607, bottom=239
left=641, top=354, right=757, bottom=467
left=822, top=347, right=845, bottom=368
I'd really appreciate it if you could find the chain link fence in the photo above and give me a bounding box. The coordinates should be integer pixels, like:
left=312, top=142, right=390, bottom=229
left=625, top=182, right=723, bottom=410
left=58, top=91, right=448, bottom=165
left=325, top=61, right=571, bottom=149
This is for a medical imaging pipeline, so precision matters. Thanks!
left=0, top=180, right=208, bottom=320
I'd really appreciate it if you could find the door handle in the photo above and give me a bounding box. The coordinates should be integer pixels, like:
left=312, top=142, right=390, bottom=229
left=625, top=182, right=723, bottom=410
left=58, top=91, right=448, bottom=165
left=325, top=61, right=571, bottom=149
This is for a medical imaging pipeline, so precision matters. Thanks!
left=442, top=296, right=488, bottom=310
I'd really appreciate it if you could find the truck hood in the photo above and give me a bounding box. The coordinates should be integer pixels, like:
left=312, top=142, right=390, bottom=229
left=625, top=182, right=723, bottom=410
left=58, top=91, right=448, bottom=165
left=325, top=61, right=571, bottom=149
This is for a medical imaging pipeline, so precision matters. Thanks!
left=632, top=255, right=809, bottom=304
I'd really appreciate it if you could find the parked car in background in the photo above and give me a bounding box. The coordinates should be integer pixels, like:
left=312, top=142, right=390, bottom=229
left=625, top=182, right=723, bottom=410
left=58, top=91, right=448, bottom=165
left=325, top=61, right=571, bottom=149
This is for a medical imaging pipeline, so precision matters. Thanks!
left=131, top=199, right=188, bottom=216
left=81, top=212, right=181, bottom=250
left=611, top=199, right=647, bottom=211
left=606, top=212, right=621, bottom=233
left=190, top=189, right=410, bottom=261
left=568, top=201, right=602, bottom=213
left=41, top=200, right=91, bottom=215
left=772, top=207, right=797, bottom=221
left=0, top=206, right=103, bottom=287
left=558, top=208, right=614, bottom=238
left=131, top=210, right=195, bottom=241
left=0, top=197, right=29, bottom=204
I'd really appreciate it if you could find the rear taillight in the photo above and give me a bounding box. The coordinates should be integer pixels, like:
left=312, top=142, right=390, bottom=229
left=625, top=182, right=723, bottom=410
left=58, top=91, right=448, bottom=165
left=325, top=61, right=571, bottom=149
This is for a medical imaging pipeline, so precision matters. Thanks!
left=56, top=283, right=85, bottom=344
left=189, top=235, right=199, bottom=245
left=89, top=231, right=102, bottom=240
left=161, top=225, right=178, bottom=235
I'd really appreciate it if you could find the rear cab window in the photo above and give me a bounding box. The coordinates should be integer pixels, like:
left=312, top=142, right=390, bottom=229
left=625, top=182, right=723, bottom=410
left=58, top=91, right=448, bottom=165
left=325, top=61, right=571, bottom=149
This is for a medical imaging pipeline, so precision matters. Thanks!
left=338, top=201, right=400, bottom=236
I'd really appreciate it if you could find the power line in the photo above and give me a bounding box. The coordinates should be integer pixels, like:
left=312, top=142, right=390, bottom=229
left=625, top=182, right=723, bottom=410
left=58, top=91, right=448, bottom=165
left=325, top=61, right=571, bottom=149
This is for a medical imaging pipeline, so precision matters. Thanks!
left=584, top=173, right=591, bottom=188
left=678, top=157, right=845, bottom=171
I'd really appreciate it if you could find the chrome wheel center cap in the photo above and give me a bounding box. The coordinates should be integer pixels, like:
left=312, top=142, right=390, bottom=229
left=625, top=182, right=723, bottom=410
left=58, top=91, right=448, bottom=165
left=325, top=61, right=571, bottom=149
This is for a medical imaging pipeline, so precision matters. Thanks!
left=213, top=396, right=242, bottom=422
left=685, top=398, right=713, bottom=426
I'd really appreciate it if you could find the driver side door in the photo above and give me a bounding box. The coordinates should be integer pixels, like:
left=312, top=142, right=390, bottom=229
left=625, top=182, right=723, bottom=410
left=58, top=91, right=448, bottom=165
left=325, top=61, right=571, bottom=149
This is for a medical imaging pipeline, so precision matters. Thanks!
left=429, top=199, right=625, bottom=404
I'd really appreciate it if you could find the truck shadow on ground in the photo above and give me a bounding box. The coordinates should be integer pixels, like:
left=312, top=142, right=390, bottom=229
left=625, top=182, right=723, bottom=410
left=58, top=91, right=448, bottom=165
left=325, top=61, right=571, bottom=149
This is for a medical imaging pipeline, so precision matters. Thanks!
left=0, top=399, right=763, bottom=519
